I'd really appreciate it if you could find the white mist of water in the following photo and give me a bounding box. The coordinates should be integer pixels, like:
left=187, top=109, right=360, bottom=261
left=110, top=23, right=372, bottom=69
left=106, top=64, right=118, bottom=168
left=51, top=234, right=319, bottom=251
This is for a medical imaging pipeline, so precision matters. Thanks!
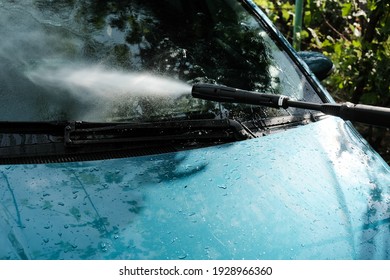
left=24, top=63, right=193, bottom=121
left=26, top=64, right=192, bottom=101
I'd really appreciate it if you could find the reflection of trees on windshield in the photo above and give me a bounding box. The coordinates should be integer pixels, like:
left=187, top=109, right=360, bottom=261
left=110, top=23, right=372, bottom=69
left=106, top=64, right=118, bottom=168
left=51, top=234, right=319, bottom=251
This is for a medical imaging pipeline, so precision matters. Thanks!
left=60, top=0, right=276, bottom=120
left=72, top=0, right=273, bottom=90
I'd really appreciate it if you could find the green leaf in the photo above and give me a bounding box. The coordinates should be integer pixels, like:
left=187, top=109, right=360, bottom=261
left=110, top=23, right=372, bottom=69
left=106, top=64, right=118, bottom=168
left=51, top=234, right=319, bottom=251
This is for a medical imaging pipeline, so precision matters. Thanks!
left=352, top=40, right=362, bottom=49
left=304, top=10, right=312, bottom=26
left=322, top=39, right=332, bottom=47
left=334, top=42, right=342, bottom=56
left=342, top=3, right=352, bottom=17
left=301, top=30, right=309, bottom=39
left=254, top=0, right=269, bottom=8
left=282, top=9, right=291, bottom=21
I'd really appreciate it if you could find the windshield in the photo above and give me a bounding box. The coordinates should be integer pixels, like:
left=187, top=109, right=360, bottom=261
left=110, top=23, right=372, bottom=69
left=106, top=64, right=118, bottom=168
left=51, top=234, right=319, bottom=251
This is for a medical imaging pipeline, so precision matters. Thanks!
left=0, top=0, right=322, bottom=122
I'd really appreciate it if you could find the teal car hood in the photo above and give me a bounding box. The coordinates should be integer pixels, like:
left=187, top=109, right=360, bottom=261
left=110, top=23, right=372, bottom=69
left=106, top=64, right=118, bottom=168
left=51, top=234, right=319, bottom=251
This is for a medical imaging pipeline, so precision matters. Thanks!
left=1, top=117, right=389, bottom=260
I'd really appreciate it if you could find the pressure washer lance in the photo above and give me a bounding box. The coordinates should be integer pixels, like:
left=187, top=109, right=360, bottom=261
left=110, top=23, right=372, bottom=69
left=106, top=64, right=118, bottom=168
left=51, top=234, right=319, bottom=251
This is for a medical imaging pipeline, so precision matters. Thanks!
left=192, top=83, right=390, bottom=128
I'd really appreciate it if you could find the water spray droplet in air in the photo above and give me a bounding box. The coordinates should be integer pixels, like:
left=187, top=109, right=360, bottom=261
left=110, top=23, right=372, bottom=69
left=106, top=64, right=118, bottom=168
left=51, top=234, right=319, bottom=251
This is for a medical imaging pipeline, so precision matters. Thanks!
left=24, top=62, right=192, bottom=120
left=26, top=63, right=192, bottom=100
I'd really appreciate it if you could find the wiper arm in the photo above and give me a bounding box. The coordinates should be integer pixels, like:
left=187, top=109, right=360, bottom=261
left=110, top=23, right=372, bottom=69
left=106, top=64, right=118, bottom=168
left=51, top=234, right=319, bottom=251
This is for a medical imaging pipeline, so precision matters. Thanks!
left=192, top=83, right=390, bottom=128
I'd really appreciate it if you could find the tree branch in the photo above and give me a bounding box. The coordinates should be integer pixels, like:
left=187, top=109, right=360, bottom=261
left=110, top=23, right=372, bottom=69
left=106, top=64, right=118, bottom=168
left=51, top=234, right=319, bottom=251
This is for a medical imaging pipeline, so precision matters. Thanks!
left=322, top=14, right=349, bottom=41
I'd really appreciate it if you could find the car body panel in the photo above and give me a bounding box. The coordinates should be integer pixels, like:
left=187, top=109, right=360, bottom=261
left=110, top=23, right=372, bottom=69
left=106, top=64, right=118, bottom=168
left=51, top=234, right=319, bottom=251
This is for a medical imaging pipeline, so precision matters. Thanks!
left=1, top=117, right=389, bottom=260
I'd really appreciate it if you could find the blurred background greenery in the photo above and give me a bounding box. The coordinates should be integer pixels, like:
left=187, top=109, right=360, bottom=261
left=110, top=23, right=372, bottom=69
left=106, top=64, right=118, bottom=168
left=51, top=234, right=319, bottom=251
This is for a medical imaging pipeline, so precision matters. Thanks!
left=254, top=0, right=389, bottom=163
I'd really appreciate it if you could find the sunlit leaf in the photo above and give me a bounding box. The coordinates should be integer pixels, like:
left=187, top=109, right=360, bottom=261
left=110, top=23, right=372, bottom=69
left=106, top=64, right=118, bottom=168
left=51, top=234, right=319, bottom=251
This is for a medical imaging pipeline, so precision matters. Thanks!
left=341, top=3, right=352, bottom=17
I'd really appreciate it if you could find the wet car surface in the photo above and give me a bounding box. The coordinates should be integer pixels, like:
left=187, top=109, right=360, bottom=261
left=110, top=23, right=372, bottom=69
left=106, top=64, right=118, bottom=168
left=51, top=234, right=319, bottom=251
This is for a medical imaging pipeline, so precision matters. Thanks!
left=0, top=0, right=389, bottom=259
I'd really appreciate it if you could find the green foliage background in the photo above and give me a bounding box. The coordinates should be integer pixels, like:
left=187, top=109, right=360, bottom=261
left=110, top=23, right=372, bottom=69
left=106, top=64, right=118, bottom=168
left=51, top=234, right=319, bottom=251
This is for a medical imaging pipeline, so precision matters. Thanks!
left=255, top=0, right=390, bottom=163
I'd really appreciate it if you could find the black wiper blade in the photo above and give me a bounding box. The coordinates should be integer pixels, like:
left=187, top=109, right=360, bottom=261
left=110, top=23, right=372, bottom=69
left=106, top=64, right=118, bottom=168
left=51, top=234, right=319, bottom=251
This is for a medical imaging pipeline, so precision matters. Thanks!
left=0, top=119, right=252, bottom=146
left=64, top=119, right=252, bottom=146
left=192, top=83, right=390, bottom=128
left=0, top=119, right=253, bottom=164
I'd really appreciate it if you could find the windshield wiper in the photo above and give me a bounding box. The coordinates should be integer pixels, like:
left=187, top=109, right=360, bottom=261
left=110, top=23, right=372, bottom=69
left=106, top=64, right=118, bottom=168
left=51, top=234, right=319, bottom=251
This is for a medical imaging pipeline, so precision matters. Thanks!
left=0, top=119, right=252, bottom=143
left=0, top=119, right=253, bottom=164
left=192, top=83, right=390, bottom=128
left=63, top=119, right=253, bottom=146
